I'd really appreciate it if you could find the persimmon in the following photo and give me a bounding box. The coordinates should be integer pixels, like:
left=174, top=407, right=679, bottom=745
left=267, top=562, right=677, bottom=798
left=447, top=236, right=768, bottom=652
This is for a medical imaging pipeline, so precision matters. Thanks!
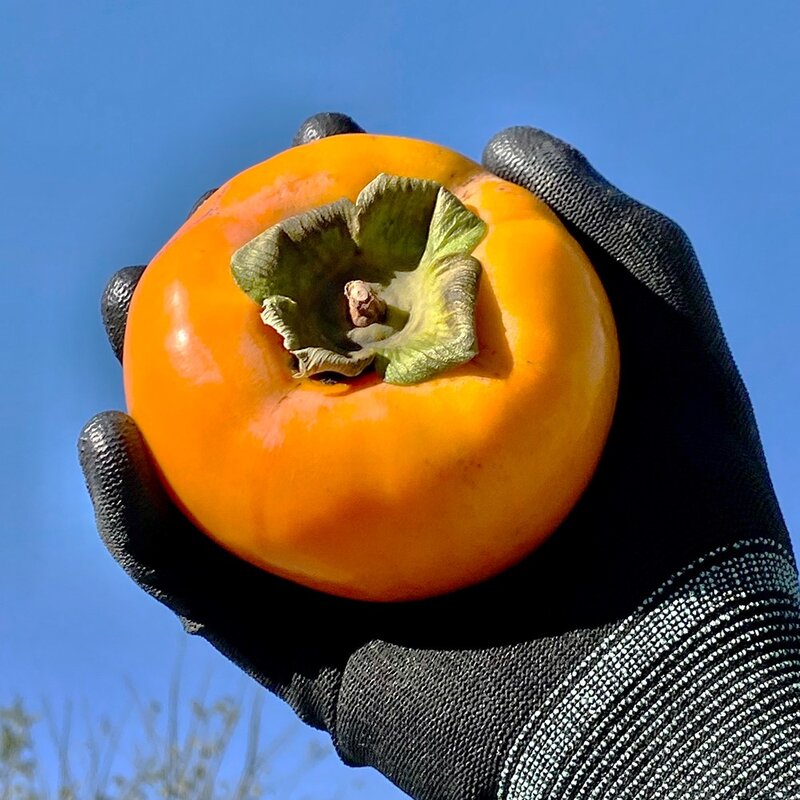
left=123, top=133, right=619, bottom=602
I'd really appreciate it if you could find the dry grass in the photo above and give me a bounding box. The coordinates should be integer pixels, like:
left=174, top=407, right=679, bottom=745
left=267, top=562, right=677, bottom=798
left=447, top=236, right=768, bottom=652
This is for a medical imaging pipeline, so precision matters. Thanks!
left=0, top=665, right=342, bottom=800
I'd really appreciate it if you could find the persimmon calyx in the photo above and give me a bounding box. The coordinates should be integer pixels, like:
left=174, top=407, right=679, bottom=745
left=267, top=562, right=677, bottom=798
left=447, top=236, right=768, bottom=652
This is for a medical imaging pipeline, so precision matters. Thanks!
left=230, top=173, right=486, bottom=385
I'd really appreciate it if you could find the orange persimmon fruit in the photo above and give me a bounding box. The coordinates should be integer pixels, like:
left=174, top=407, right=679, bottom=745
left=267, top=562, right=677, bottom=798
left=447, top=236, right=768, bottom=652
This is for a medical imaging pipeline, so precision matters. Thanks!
left=123, top=133, right=619, bottom=602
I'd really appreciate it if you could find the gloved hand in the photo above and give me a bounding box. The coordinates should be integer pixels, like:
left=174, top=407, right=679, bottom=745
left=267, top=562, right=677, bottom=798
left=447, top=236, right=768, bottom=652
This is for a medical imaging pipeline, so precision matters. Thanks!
left=79, top=112, right=800, bottom=800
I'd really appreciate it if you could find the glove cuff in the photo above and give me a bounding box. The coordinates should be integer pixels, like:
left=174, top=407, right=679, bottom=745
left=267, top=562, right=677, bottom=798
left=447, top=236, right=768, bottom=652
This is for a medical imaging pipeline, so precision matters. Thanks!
left=500, top=538, right=800, bottom=799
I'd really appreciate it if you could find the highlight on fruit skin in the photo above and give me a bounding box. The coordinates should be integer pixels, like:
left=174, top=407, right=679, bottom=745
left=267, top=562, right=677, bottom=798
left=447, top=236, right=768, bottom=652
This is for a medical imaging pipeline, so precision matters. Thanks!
left=123, top=131, right=620, bottom=602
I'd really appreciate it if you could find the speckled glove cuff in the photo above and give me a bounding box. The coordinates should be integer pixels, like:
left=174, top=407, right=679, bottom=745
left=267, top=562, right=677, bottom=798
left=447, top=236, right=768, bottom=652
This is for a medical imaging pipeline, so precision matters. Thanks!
left=499, top=538, right=800, bottom=799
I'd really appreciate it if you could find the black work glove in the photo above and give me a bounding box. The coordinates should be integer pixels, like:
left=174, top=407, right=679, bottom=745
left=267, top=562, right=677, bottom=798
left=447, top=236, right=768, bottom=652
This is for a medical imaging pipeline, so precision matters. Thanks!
left=80, top=112, right=800, bottom=800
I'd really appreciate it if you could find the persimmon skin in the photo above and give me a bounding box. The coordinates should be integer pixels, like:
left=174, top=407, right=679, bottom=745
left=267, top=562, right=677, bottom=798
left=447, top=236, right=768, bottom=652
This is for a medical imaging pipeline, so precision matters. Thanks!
left=124, top=134, right=619, bottom=602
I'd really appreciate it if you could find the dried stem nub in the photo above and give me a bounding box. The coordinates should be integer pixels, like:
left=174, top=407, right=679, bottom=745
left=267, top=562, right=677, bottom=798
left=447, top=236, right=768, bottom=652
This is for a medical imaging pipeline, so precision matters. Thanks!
left=344, top=280, right=387, bottom=327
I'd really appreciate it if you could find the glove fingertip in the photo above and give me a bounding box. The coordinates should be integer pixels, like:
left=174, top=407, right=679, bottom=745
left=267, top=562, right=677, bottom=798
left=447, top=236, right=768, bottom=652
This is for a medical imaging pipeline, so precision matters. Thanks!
left=78, top=410, right=136, bottom=487
left=482, top=126, right=597, bottom=191
left=187, top=188, right=219, bottom=220
left=292, top=112, right=365, bottom=146
left=101, top=266, right=146, bottom=363
left=78, top=410, right=175, bottom=572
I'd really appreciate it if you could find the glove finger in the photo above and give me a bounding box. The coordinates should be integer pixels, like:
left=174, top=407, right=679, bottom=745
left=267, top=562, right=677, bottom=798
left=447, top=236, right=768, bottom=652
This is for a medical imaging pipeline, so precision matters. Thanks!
left=78, top=410, right=185, bottom=589
left=101, top=266, right=146, bottom=363
left=292, top=112, right=365, bottom=146
left=77, top=410, right=274, bottom=607
left=186, top=187, right=219, bottom=220
left=482, top=127, right=717, bottom=328
left=483, top=126, right=772, bottom=447
left=77, top=411, right=283, bottom=622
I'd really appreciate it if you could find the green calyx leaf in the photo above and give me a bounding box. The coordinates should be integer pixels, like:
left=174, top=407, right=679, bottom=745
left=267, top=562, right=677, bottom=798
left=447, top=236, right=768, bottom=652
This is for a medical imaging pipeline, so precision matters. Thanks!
left=230, top=173, right=486, bottom=385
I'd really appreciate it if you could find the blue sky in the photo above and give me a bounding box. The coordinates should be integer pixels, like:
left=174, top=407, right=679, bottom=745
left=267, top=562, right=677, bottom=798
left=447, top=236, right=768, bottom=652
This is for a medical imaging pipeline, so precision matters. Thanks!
left=2, top=1, right=799, bottom=796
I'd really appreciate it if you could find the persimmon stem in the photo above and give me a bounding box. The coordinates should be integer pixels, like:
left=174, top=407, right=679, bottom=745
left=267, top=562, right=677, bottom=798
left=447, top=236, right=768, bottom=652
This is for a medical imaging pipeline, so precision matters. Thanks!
left=344, top=280, right=386, bottom=327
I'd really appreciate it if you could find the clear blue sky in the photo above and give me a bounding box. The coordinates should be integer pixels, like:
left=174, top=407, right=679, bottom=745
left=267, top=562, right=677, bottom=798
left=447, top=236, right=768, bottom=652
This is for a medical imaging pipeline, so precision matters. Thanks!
left=2, top=1, right=799, bottom=796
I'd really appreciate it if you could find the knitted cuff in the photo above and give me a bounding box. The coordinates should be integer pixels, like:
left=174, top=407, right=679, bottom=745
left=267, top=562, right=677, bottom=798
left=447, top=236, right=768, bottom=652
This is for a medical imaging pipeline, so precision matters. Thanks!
left=500, top=538, right=800, bottom=799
